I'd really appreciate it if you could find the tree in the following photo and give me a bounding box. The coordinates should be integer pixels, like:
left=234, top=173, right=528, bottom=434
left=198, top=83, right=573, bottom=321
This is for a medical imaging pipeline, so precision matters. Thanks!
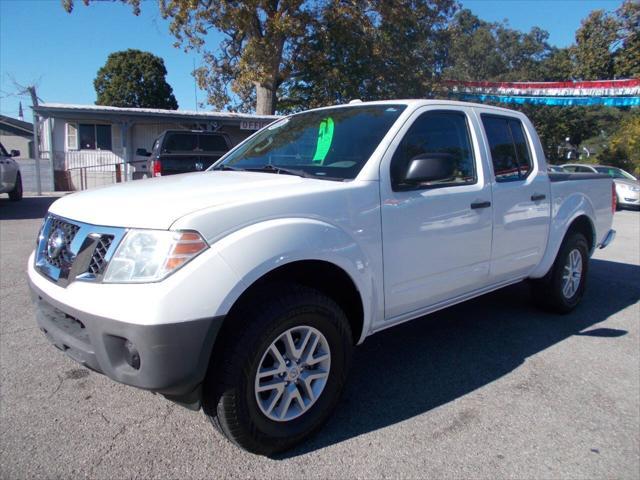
left=66, top=0, right=457, bottom=114
left=572, top=9, right=618, bottom=80
left=442, top=10, right=506, bottom=81
left=281, top=0, right=457, bottom=112
left=65, top=0, right=312, bottom=115
left=442, top=9, right=556, bottom=82
left=536, top=47, right=574, bottom=82
left=614, top=0, right=640, bottom=77
left=604, top=112, right=640, bottom=175
left=94, top=49, right=178, bottom=109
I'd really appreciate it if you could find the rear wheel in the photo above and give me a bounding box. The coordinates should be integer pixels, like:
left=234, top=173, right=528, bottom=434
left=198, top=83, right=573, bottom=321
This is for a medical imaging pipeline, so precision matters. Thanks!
left=531, top=232, right=589, bottom=313
left=8, top=172, right=22, bottom=201
left=203, top=284, right=353, bottom=455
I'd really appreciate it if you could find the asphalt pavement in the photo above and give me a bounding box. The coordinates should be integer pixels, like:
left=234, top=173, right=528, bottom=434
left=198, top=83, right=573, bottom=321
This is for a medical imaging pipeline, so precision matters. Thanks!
left=1, top=195, right=638, bottom=479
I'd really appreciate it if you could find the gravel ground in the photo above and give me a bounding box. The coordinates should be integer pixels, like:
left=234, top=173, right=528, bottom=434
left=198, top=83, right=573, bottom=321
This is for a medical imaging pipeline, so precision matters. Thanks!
left=1, top=195, right=638, bottom=479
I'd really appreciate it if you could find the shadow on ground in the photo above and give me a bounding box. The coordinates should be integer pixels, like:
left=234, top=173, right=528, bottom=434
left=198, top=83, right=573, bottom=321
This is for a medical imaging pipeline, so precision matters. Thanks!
left=279, top=258, right=639, bottom=458
left=0, top=196, right=61, bottom=220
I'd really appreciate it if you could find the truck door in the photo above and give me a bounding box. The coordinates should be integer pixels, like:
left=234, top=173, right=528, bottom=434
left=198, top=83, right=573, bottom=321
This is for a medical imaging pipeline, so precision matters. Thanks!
left=480, top=114, right=551, bottom=281
left=380, top=107, right=493, bottom=320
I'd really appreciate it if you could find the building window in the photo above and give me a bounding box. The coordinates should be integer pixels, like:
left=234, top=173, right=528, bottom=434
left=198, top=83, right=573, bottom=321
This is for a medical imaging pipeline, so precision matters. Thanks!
left=78, top=124, right=112, bottom=150
left=66, top=123, right=78, bottom=150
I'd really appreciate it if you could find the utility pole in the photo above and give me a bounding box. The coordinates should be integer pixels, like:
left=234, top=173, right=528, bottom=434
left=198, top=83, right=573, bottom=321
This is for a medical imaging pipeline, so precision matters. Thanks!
left=27, top=86, right=42, bottom=195
left=193, top=58, right=199, bottom=112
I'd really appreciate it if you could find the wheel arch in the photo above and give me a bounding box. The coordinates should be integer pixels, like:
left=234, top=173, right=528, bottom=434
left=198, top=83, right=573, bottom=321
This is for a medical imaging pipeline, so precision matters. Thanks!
left=566, top=214, right=595, bottom=252
left=529, top=211, right=596, bottom=279
left=221, top=259, right=365, bottom=345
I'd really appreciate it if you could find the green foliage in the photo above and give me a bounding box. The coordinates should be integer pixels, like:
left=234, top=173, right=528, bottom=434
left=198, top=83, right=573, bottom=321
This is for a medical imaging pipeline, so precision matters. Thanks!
left=601, top=112, right=640, bottom=175
left=614, top=0, right=640, bottom=78
left=572, top=10, right=618, bottom=80
left=159, top=0, right=314, bottom=115
left=280, top=0, right=457, bottom=112
left=442, top=9, right=559, bottom=82
left=94, top=49, right=178, bottom=109
left=66, top=0, right=637, bottom=155
left=572, top=0, right=640, bottom=80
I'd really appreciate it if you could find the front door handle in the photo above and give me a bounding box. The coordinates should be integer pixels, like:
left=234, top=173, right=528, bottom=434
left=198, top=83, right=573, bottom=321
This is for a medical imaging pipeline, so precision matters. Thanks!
left=531, top=193, right=546, bottom=201
left=470, top=201, right=491, bottom=209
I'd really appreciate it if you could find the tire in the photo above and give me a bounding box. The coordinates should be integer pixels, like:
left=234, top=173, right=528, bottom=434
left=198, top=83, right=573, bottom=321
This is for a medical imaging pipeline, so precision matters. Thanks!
left=615, top=195, right=621, bottom=211
left=8, top=172, right=22, bottom=201
left=202, top=283, right=353, bottom=455
left=531, top=232, right=589, bottom=313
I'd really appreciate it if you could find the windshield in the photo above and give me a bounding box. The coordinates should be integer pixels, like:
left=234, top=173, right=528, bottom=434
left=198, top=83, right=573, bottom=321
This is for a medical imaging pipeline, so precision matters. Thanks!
left=594, top=166, right=637, bottom=180
left=214, top=105, right=406, bottom=180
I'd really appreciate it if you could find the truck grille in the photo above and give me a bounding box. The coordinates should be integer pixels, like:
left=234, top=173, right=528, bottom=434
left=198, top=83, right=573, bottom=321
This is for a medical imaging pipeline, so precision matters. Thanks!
left=35, top=215, right=126, bottom=286
left=87, top=235, right=114, bottom=276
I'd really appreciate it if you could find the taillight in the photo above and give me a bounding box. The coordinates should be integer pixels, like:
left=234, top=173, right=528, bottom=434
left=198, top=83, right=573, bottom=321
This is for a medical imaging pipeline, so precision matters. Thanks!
left=612, top=182, right=616, bottom=214
left=152, top=159, right=162, bottom=177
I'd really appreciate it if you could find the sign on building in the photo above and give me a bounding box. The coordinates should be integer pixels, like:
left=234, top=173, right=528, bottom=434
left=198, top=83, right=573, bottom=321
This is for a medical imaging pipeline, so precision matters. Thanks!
left=240, top=120, right=271, bottom=131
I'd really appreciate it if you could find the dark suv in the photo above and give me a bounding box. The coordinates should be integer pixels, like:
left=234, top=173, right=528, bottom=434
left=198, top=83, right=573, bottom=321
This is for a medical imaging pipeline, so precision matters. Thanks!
left=137, top=130, right=232, bottom=177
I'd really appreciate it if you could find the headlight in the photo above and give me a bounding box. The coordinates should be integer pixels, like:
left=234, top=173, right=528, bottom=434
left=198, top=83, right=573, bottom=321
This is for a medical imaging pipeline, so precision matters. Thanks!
left=103, top=230, right=208, bottom=283
left=630, top=185, right=640, bottom=193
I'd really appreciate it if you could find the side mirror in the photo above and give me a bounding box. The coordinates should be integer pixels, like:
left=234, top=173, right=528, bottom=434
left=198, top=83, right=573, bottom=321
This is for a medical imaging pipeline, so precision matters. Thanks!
left=10, top=149, right=20, bottom=157
left=403, top=153, right=454, bottom=184
left=136, top=148, right=151, bottom=157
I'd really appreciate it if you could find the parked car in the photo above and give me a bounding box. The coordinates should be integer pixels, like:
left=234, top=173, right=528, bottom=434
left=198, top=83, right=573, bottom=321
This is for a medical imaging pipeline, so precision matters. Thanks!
left=548, top=165, right=566, bottom=173
left=0, top=142, right=22, bottom=201
left=29, top=101, right=616, bottom=455
left=562, top=163, right=639, bottom=209
left=135, top=130, right=232, bottom=177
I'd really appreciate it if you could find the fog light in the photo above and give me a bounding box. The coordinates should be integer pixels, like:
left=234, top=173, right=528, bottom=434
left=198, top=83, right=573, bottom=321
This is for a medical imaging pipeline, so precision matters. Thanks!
left=124, top=340, right=141, bottom=370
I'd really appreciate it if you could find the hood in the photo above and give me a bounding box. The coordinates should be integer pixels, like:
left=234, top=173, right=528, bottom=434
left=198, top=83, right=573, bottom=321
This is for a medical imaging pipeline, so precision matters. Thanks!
left=49, top=171, right=344, bottom=229
left=613, top=177, right=639, bottom=188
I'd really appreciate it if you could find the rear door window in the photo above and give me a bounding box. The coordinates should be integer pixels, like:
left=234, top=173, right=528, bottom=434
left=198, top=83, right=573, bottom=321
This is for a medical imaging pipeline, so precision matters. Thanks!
left=481, top=115, right=533, bottom=182
left=199, top=134, right=229, bottom=152
left=163, top=133, right=198, bottom=153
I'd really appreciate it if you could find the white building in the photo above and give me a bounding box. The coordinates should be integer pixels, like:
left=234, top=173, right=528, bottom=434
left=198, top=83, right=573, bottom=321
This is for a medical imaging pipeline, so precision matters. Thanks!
left=34, top=103, right=278, bottom=191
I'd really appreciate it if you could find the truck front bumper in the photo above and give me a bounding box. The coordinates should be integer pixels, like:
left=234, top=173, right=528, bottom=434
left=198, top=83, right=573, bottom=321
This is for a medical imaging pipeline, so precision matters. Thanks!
left=29, top=279, right=224, bottom=409
left=619, top=192, right=639, bottom=208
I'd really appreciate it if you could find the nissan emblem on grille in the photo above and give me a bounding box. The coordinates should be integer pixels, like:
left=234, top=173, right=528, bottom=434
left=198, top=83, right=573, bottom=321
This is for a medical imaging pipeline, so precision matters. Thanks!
left=47, top=228, right=65, bottom=259
left=43, top=217, right=80, bottom=269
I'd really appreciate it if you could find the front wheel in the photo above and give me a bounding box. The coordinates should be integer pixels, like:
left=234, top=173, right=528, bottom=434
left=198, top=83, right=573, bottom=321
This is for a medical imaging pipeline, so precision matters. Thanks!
left=8, top=172, right=22, bottom=201
left=203, top=284, right=353, bottom=455
left=531, top=232, right=589, bottom=313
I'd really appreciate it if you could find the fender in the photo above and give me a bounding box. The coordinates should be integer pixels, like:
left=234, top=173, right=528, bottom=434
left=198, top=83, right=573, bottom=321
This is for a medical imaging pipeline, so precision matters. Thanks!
left=207, top=217, right=378, bottom=344
left=529, top=192, right=596, bottom=279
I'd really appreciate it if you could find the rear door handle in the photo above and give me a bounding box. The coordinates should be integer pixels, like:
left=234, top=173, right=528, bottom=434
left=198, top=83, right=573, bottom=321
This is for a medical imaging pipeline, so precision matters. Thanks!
left=470, top=201, right=491, bottom=209
left=531, top=193, right=546, bottom=201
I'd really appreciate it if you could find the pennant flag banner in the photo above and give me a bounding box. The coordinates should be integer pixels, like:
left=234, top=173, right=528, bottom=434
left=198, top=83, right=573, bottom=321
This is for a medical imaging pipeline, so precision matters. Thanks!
left=457, top=94, right=640, bottom=107
left=447, top=79, right=640, bottom=107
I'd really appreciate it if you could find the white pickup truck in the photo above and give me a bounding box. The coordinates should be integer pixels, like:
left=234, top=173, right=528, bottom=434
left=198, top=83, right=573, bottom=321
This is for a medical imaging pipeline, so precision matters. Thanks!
left=29, top=100, right=616, bottom=455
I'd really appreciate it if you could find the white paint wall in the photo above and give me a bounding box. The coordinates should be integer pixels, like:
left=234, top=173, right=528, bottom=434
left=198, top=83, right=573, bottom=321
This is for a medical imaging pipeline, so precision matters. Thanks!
left=16, top=158, right=54, bottom=192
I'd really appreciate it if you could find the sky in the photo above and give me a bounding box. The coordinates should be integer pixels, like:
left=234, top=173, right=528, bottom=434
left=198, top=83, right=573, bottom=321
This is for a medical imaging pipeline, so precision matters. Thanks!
left=0, top=0, right=624, bottom=119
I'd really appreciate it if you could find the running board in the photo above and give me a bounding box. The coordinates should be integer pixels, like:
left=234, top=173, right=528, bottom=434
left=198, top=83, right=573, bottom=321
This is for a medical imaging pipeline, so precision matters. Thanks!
left=372, top=277, right=526, bottom=335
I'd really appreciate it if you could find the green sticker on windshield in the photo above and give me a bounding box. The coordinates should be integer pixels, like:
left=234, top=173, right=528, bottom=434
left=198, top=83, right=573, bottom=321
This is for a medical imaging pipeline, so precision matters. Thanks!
left=312, top=117, right=334, bottom=164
